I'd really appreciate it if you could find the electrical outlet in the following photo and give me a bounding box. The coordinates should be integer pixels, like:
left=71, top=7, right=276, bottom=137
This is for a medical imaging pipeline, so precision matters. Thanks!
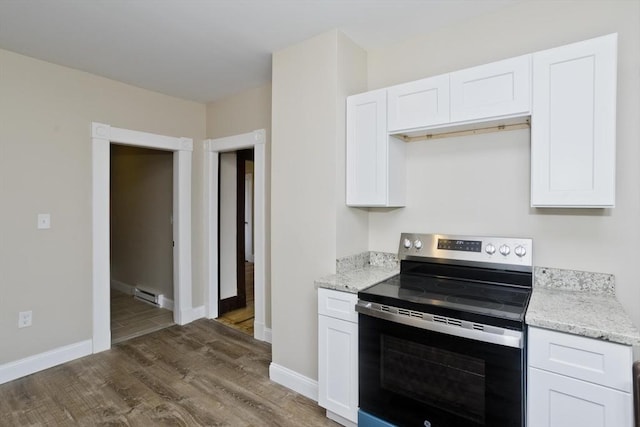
left=37, top=214, right=51, bottom=229
left=18, top=311, right=32, bottom=328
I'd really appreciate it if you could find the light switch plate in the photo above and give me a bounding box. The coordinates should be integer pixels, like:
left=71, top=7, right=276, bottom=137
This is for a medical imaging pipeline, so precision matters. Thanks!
left=37, top=213, right=51, bottom=229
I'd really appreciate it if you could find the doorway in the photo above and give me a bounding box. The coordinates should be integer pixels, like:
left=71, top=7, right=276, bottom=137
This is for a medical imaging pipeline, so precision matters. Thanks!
left=217, top=149, right=255, bottom=335
left=91, top=122, right=193, bottom=353
left=109, top=145, right=175, bottom=343
left=204, top=129, right=268, bottom=342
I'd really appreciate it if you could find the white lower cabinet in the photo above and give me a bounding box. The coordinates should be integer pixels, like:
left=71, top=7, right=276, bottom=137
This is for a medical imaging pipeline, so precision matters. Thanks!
left=527, top=327, right=633, bottom=427
left=528, top=367, right=631, bottom=427
left=318, top=288, right=358, bottom=426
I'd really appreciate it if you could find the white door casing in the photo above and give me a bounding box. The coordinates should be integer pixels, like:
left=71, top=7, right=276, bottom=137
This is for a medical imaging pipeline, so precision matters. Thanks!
left=204, top=130, right=268, bottom=342
left=92, top=122, right=193, bottom=353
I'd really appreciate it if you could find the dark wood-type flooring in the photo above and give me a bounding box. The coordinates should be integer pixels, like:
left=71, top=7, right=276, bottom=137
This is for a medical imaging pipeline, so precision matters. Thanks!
left=111, top=289, right=174, bottom=344
left=217, top=262, right=255, bottom=336
left=0, top=319, right=337, bottom=426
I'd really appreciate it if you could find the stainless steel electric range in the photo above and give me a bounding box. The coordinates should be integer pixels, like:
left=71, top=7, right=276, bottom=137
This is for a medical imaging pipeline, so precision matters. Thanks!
left=357, top=233, right=533, bottom=427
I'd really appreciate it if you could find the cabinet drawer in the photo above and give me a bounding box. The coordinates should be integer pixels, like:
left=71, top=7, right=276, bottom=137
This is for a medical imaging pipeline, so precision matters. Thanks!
left=318, top=288, right=358, bottom=323
left=528, top=327, right=632, bottom=392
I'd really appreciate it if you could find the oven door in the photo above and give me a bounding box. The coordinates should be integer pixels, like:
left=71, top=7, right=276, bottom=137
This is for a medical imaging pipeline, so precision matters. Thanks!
left=358, top=311, right=525, bottom=427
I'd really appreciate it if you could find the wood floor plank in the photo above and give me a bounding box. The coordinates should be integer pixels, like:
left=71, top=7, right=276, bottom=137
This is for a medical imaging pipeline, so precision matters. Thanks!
left=0, top=319, right=338, bottom=427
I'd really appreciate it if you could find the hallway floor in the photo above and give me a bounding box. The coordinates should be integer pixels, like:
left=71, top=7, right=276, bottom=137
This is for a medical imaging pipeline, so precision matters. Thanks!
left=216, top=261, right=255, bottom=336
left=110, top=289, right=174, bottom=344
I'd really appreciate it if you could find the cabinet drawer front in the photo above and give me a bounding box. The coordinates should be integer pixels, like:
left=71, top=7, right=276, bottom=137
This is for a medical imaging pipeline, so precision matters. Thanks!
left=528, top=367, right=632, bottom=427
left=318, top=288, right=358, bottom=322
left=387, top=74, right=450, bottom=132
left=528, top=327, right=632, bottom=392
left=450, top=54, right=531, bottom=122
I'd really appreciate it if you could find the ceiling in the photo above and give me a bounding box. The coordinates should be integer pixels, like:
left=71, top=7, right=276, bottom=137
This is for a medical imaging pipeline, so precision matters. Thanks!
left=0, top=0, right=523, bottom=103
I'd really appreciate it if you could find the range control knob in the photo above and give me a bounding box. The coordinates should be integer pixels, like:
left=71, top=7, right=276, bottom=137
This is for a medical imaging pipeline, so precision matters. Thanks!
left=499, top=244, right=511, bottom=256
left=485, top=244, right=496, bottom=255
left=414, top=239, right=423, bottom=250
left=514, top=245, right=527, bottom=257
left=403, top=238, right=412, bottom=249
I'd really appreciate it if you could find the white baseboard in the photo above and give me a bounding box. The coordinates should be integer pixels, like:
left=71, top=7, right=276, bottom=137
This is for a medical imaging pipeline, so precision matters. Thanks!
left=111, top=279, right=173, bottom=311
left=327, top=410, right=357, bottom=427
left=158, top=295, right=174, bottom=311
left=0, top=340, right=92, bottom=385
left=254, top=321, right=272, bottom=343
left=263, top=327, right=272, bottom=344
left=269, top=362, right=318, bottom=401
left=178, top=305, right=205, bottom=325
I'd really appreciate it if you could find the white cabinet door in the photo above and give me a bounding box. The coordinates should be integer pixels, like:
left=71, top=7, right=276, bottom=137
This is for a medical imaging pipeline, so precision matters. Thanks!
left=346, top=90, right=405, bottom=207
left=450, top=55, right=531, bottom=123
left=387, top=74, right=450, bottom=132
left=531, top=33, right=617, bottom=207
left=318, top=314, right=358, bottom=423
left=528, top=367, right=632, bottom=427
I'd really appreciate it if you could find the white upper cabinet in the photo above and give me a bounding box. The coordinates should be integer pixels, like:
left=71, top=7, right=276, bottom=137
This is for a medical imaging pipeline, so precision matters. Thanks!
left=387, top=74, right=450, bottom=132
left=450, top=55, right=531, bottom=123
left=344, top=34, right=617, bottom=208
left=531, top=33, right=617, bottom=207
left=346, top=89, right=405, bottom=207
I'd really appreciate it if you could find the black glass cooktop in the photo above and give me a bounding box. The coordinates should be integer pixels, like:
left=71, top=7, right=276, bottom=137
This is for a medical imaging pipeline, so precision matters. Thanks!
left=359, top=272, right=532, bottom=329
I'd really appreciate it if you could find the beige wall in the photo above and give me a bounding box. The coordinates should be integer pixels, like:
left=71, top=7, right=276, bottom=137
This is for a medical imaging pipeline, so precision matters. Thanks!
left=271, top=30, right=367, bottom=379
left=336, top=33, right=369, bottom=258
left=0, top=49, right=206, bottom=364
left=206, top=84, right=273, bottom=327
left=110, top=145, right=174, bottom=298
left=206, top=84, right=271, bottom=139
left=366, top=0, right=640, bottom=327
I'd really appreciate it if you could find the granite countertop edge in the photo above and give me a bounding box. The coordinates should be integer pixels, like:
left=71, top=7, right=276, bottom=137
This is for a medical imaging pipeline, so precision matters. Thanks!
left=316, top=258, right=640, bottom=346
left=315, top=265, right=399, bottom=294
left=528, top=267, right=640, bottom=347
left=315, top=251, right=399, bottom=294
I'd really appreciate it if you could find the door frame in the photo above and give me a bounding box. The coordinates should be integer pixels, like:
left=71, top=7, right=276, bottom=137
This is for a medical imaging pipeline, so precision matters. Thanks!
left=91, top=122, right=193, bottom=353
left=204, top=129, right=268, bottom=342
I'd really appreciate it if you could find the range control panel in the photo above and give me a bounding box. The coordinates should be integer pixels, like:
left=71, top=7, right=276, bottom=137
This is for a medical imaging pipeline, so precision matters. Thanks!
left=398, top=233, right=533, bottom=268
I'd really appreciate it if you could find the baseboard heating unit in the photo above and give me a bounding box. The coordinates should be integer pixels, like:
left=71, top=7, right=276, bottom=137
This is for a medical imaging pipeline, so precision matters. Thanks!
left=133, top=286, right=162, bottom=307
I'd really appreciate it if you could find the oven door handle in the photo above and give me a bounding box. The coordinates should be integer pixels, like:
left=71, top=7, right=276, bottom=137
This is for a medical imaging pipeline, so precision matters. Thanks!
left=356, top=301, right=523, bottom=349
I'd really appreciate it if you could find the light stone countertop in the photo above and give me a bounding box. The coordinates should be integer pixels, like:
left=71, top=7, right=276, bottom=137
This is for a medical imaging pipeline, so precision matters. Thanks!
left=315, top=252, right=399, bottom=294
left=526, top=267, right=640, bottom=346
left=316, top=258, right=640, bottom=346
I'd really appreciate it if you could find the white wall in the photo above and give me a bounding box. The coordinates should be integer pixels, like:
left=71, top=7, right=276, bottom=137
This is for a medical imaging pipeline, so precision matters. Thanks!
left=0, top=48, right=206, bottom=364
left=366, top=0, right=640, bottom=327
left=271, top=30, right=367, bottom=381
left=219, top=151, right=238, bottom=300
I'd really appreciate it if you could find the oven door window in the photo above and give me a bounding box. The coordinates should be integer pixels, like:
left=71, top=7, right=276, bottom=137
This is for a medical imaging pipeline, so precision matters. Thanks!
left=359, top=314, right=524, bottom=427
left=381, top=335, right=485, bottom=424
